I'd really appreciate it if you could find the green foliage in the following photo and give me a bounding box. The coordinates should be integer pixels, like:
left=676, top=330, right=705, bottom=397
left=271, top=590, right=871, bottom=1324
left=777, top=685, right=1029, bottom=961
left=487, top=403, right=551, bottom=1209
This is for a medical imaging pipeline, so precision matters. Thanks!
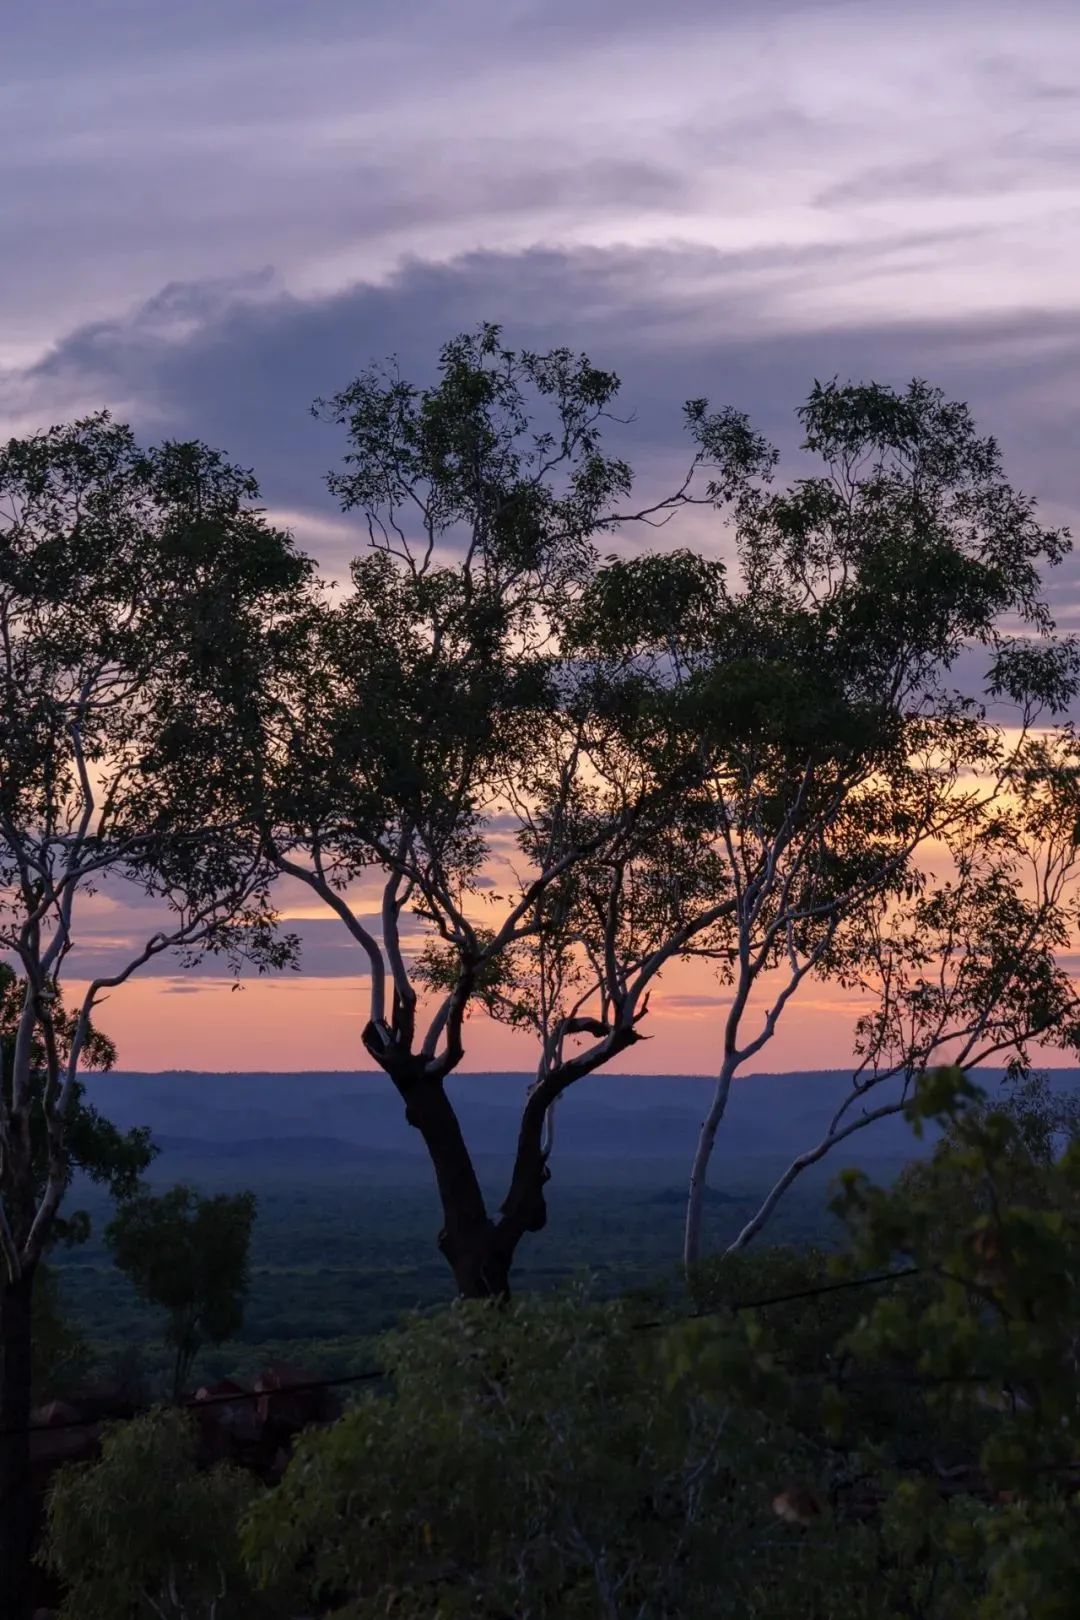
left=896, top=1070, right=1080, bottom=1237
left=41, top=1407, right=284, bottom=1620
left=31, top=1262, right=90, bottom=1396
left=318, top=322, right=634, bottom=591
left=42, top=1073, right=1080, bottom=1617
left=242, top=1288, right=812, bottom=1619
left=106, top=1185, right=257, bottom=1396
left=817, top=1067, right=1080, bottom=1617
left=687, top=1242, right=867, bottom=1376
left=233, top=1071, right=1080, bottom=1618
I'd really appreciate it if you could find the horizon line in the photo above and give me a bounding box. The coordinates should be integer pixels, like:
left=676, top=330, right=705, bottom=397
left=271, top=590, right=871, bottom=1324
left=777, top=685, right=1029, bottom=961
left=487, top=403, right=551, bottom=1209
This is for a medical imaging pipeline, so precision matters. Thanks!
left=84, top=1065, right=1080, bottom=1079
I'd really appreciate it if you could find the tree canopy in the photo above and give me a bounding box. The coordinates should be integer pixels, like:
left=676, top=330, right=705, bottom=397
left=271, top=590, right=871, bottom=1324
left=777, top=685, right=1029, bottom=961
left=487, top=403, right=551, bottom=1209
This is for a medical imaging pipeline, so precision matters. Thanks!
left=107, top=1185, right=257, bottom=1398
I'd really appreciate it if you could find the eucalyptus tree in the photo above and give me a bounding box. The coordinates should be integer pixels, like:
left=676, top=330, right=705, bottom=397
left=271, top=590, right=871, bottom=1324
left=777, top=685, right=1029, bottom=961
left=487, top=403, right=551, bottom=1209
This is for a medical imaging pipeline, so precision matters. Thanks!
left=667, top=380, right=1078, bottom=1265
left=235, top=327, right=752, bottom=1297
left=411, top=547, right=764, bottom=1275
left=107, top=1184, right=257, bottom=1398
left=501, top=381, right=1078, bottom=1272
left=0, top=414, right=305, bottom=1616
left=725, top=729, right=1080, bottom=1253
left=493, top=539, right=986, bottom=1271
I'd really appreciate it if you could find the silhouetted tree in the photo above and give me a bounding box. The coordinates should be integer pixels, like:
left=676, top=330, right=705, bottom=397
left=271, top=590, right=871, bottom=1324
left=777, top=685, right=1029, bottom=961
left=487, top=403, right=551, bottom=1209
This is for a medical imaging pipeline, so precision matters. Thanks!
left=0, top=415, right=304, bottom=1617
left=660, top=380, right=1078, bottom=1264
left=107, top=1185, right=257, bottom=1398
left=217, top=326, right=743, bottom=1297
left=727, top=735, right=1080, bottom=1251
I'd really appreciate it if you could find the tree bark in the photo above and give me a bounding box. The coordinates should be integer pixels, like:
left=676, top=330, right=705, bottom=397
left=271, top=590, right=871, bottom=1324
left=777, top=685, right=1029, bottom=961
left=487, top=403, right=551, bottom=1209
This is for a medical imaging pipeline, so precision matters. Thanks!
left=0, top=1263, right=38, bottom=1620
left=684, top=1062, right=736, bottom=1270
left=444, top=1225, right=513, bottom=1300
left=498, top=1084, right=552, bottom=1247
left=390, top=1063, right=513, bottom=1299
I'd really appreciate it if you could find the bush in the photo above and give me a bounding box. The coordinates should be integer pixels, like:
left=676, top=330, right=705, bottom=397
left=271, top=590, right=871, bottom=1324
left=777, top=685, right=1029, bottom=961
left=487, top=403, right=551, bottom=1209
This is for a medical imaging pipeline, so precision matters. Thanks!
left=241, top=1286, right=835, bottom=1619
left=41, top=1407, right=287, bottom=1620
left=817, top=1067, right=1080, bottom=1617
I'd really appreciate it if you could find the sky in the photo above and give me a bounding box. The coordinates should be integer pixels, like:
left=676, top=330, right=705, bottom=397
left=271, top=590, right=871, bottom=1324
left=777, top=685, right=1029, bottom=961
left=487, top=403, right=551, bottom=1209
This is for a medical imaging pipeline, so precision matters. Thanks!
left=3, top=0, right=1080, bottom=1073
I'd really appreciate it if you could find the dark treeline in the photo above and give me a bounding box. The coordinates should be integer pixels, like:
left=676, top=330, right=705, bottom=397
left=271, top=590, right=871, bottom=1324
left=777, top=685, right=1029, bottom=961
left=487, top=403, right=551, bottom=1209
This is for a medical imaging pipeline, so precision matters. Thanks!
left=4, top=329, right=1080, bottom=1615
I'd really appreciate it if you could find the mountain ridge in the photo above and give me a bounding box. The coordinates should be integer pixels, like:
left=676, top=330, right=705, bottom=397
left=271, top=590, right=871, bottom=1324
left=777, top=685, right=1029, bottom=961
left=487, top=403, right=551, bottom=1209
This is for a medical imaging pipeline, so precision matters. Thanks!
left=80, top=1067, right=1079, bottom=1171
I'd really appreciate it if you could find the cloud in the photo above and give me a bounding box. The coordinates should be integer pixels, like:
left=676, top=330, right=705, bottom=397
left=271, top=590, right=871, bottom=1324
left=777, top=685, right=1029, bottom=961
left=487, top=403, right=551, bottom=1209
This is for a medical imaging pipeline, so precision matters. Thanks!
left=4, top=0, right=1079, bottom=366
left=8, top=242, right=1080, bottom=568
left=3, top=915, right=429, bottom=987
left=658, top=994, right=729, bottom=1009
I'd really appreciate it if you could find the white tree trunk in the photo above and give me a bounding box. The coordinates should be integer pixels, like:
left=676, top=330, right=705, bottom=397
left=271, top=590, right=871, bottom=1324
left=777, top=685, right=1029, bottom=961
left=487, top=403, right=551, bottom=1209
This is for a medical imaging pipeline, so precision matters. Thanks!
left=683, top=1061, right=736, bottom=1269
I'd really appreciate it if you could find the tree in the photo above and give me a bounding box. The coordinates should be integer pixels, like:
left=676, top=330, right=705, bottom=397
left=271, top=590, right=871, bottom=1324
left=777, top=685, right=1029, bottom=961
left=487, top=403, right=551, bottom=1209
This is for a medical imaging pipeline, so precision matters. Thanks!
left=0, top=961, right=154, bottom=1231
left=221, top=326, right=744, bottom=1298
left=449, top=377, right=1079, bottom=1274
left=893, top=1068, right=1080, bottom=1245
left=819, top=1066, right=1080, bottom=1617
left=242, top=1289, right=778, bottom=1619
left=42, top=1407, right=284, bottom=1620
left=0, top=414, right=304, bottom=1616
left=663, top=379, right=1077, bottom=1265
left=407, top=546, right=782, bottom=1286
left=725, top=732, right=1080, bottom=1253
left=0, top=962, right=157, bottom=1617
left=213, top=338, right=1075, bottom=1298
left=106, top=1186, right=257, bottom=1398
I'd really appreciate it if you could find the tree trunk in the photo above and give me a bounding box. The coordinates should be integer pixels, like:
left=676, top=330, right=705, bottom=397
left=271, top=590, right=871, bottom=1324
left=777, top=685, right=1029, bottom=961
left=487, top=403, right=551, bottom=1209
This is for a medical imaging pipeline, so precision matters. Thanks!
left=0, top=1264, right=38, bottom=1620
left=444, top=1226, right=513, bottom=1300
left=497, top=1084, right=552, bottom=1243
left=684, top=1065, right=736, bottom=1270
left=391, top=1064, right=513, bottom=1299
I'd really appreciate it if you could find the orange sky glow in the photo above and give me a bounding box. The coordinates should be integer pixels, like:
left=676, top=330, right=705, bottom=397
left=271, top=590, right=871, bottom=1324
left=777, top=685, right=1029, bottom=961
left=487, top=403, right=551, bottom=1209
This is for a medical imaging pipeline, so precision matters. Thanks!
left=59, top=786, right=1080, bottom=1076
left=65, top=959, right=871, bottom=1076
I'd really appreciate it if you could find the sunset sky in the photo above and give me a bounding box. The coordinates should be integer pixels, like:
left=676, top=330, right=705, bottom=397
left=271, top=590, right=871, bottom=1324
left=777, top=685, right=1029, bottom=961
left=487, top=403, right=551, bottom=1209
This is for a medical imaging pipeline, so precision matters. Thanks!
left=4, top=0, right=1080, bottom=1074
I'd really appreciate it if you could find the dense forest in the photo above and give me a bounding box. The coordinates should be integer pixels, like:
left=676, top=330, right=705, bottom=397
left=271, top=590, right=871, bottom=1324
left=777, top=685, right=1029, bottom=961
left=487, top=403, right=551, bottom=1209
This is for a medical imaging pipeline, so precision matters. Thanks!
left=4, top=329, right=1080, bottom=1615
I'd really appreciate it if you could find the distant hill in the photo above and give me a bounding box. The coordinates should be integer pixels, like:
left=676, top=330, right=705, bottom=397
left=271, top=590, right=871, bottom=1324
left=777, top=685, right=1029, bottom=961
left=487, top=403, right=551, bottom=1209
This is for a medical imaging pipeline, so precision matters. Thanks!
left=81, top=1067, right=1080, bottom=1188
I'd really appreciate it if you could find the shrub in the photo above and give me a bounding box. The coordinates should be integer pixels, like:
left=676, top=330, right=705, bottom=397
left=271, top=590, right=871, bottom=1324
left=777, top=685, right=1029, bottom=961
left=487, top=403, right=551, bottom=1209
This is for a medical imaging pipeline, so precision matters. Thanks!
left=241, top=1286, right=833, bottom=1618
left=41, top=1406, right=287, bottom=1620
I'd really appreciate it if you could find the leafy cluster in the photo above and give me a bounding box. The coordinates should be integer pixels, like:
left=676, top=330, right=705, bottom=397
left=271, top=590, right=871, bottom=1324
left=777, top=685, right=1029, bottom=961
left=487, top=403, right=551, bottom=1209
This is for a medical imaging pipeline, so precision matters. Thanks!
left=42, top=1407, right=281, bottom=1620
left=106, top=1185, right=257, bottom=1398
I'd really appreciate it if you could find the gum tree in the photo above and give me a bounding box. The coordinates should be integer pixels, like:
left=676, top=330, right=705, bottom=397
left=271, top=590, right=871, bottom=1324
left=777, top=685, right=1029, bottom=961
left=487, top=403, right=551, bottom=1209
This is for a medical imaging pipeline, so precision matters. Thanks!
left=107, top=1185, right=257, bottom=1398
left=725, top=730, right=1080, bottom=1253
left=0, top=415, right=304, bottom=1617
left=668, top=380, right=1077, bottom=1265
left=228, top=327, right=750, bottom=1297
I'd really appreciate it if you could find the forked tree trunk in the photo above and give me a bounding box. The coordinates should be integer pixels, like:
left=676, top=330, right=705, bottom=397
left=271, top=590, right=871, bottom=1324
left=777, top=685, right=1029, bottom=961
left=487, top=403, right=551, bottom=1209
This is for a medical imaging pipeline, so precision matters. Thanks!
left=391, top=1060, right=586, bottom=1300
left=391, top=1064, right=516, bottom=1299
left=0, top=1264, right=38, bottom=1620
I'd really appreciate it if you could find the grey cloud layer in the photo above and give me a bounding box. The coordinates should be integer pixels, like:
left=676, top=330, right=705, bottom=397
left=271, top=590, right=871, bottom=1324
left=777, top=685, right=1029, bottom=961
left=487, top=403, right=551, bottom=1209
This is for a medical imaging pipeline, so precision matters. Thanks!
left=4, top=0, right=1077, bottom=360
left=29, top=916, right=427, bottom=985
left=10, top=243, right=1080, bottom=553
